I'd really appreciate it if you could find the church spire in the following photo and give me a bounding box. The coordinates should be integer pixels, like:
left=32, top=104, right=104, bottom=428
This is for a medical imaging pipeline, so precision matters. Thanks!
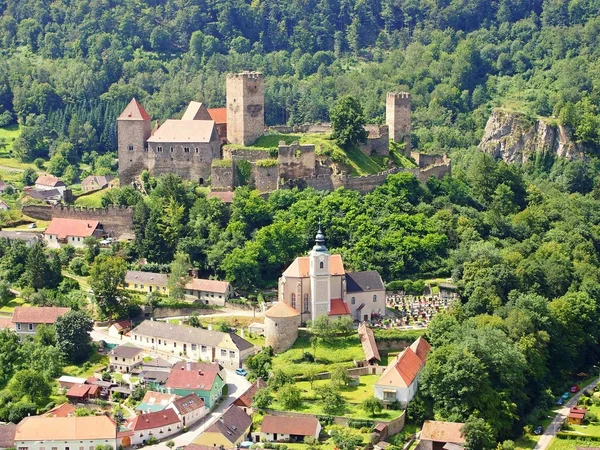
left=313, top=220, right=327, bottom=253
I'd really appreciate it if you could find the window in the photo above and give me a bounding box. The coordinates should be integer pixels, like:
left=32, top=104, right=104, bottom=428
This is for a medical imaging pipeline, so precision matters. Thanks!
left=134, top=335, right=137, bottom=341
left=184, top=147, right=190, bottom=153
left=157, top=146, right=163, bottom=152
left=144, top=146, right=148, bottom=152
left=319, top=261, right=324, bottom=269
left=304, top=294, right=309, bottom=312
left=229, top=351, right=235, bottom=358
left=164, top=340, right=167, bottom=346
left=291, top=293, right=296, bottom=309
left=80, top=446, right=85, bottom=450
left=174, top=342, right=177, bottom=348
left=20, top=447, right=30, bottom=450
left=221, top=349, right=227, bottom=357
left=16, top=323, right=20, bottom=330
left=191, top=344, right=197, bottom=350
left=141, top=284, right=144, bottom=289
left=158, top=339, right=161, bottom=345
left=170, top=146, right=174, bottom=152
left=162, top=287, right=166, bottom=292
left=195, top=147, right=199, bottom=153
left=127, top=144, right=134, bottom=151
left=122, top=358, right=125, bottom=362
left=28, top=323, right=33, bottom=331
left=373, top=295, right=377, bottom=302
left=201, top=345, right=207, bottom=352
left=90, top=446, right=95, bottom=450
left=151, top=338, right=154, bottom=343
left=351, top=297, right=356, bottom=305
left=134, top=284, right=138, bottom=288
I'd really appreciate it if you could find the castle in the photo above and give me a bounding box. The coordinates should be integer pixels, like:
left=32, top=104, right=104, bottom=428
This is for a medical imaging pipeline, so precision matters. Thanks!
left=118, top=71, right=449, bottom=193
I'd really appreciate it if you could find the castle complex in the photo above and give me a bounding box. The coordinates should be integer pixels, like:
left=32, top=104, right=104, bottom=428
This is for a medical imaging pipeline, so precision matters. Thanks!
left=118, top=71, right=450, bottom=193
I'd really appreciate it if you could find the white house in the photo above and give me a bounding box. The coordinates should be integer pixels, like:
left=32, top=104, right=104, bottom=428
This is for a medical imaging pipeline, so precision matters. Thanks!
left=184, top=278, right=234, bottom=306
left=374, top=337, right=431, bottom=407
left=255, top=415, right=321, bottom=443
left=121, top=409, right=182, bottom=447
left=167, top=393, right=208, bottom=428
left=44, top=218, right=103, bottom=248
left=15, top=416, right=117, bottom=450
left=35, top=175, right=66, bottom=195
left=108, top=343, right=144, bottom=373
left=12, top=306, right=71, bottom=338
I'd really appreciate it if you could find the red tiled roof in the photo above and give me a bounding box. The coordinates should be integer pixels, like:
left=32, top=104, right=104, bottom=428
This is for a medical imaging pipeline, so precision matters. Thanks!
left=185, top=278, right=230, bottom=294
left=358, top=323, right=381, bottom=362
left=66, top=384, right=92, bottom=398
left=410, top=337, right=432, bottom=362
left=45, top=403, right=76, bottom=418
left=171, top=393, right=205, bottom=414
left=111, top=319, right=132, bottom=331
left=261, top=415, right=320, bottom=436
left=35, top=175, right=65, bottom=187
left=570, top=407, right=587, bottom=419
left=12, top=306, right=70, bottom=324
left=234, top=378, right=267, bottom=408
left=420, top=421, right=466, bottom=444
left=127, top=409, right=180, bottom=431
left=265, top=302, right=300, bottom=318
left=207, top=108, right=227, bottom=124
left=166, top=362, right=221, bottom=391
left=377, top=347, right=424, bottom=388
left=45, top=218, right=101, bottom=240
left=0, top=317, right=12, bottom=329
left=329, top=298, right=350, bottom=316
left=119, top=98, right=151, bottom=121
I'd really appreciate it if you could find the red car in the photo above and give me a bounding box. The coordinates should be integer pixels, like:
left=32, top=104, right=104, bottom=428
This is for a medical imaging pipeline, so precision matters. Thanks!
left=570, top=385, right=580, bottom=393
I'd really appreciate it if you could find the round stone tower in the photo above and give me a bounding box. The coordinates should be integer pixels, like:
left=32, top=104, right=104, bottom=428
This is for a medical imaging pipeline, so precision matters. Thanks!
left=264, top=301, right=301, bottom=354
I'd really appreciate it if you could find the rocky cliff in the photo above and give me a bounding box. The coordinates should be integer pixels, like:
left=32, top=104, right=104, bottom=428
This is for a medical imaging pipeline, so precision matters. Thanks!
left=479, top=109, right=584, bottom=163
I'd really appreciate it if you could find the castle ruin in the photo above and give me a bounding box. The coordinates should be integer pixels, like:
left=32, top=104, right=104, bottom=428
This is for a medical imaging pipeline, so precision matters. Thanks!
left=386, top=92, right=412, bottom=153
left=226, top=72, right=265, bottom=146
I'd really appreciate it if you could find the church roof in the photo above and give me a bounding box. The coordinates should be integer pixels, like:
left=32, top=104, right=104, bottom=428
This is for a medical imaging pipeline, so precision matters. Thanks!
left=181, top=102, right=212, bottom=121
left=329, top=298, right=351, bottom=316
left=346, top=271, right=385, bottom=293
left=119, top=98, right=151, bottom=121
left=147, top=119, right=216, bottom=143
left=282, top=255, right=345, bottom=278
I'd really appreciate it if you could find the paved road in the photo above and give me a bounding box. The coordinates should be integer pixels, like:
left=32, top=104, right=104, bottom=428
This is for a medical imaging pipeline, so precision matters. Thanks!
left=534, top=378, right=600, bottom=450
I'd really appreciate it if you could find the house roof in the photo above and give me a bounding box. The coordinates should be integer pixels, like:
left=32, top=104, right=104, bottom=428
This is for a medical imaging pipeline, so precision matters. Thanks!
left=67, top=384, right=92, bottom=398
left=109, top=343, right=143, bottom=359
left=207, top=191, right=235, bottom=203
left=409, top=337, right=431, bottom=362
left=261, top=415, right=320, bottom=436
left=283, top=254, right=345, bottom=277
left=358, top=323, right=381, bottom=362
left=125, top=270, right=168, bottom=287
left=186, top=445, right=225, bottom=450
left=346, top=271, right=385, bottom=293
left=141, top=370, right=170, bottom=385
left=35, top=175, right=65, bottom=187
left=265, top=302, right=300, bottom=319
left=147, top=119, right=216, bottom=144
left=207, top=108, right=227, bottom=124
left=143, top=357, right=173, bottom=369
left=166, top=362, right=222, bottom=391
left=0, top=231, right=42, bottom=243
left=376, top=347, right=424, bottom=388
left=119, top=98, right=151, bottom=121
left=329, top=298, right=351, bottom=316
left=82, top=175, right=114, bottom=187
left=12, top=306, right=70, bottom=324
left=135, top=391, right=178, bottom=412
left=234, top=378, right=267, bottom=408
left=0, top=180, right=14, bottom=191
left=110, top=319, right=132, bottom=331
left=181, top=102, right=212, bottom=121
left=15, top=416, right=116, bottom=441
left=0, top=423, right=16, bottom=448
left=185, top=278, right=230, bottom=294
left=45, top=218, right=101, bottom=239
left=127, top=409, right=180, bottom=431
left=24, top=188, right=62, bottom=200
left=0, top=317, right=12, bottom=330
left=203, top=405, right=251, bottom=445
left=420, top=421, right=466, bottom=444
left=131, top=320, right=253, bottom=352
left=570, top=407, right=587, bottom=419
left=171, top=393, right=205, bottom=415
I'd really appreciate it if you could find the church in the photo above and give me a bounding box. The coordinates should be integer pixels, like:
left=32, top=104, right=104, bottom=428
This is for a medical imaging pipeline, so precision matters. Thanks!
left=278, top=227, right=386, bottom=324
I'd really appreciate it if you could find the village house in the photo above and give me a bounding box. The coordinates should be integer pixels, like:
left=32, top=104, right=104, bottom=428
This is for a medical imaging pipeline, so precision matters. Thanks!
left=254, top=415, right=321, bottom=443
left=86, top=377, right=115, bottom=398
left=417, top=421, right=466, bottom=450
left=44, top=218, right=103, bottom=248
left=107, top=319, right=133, bottom=339
left=12, top=306, right=70, bottom=338
left=21, top=187, right=63, bottom=204
left=121, top=409, right=181, bottom=447
left=0, top=180, right=15, bottom=194
left=57, top=375, right=88, bottom=389
left=278, top=227, right=386, bottom=323
left=125, top=270, right=168, bottom=295
left=108, top=343, right=144, bottom=373
left=569, top=407, right=587, bottom=425
left=193, top=405, right=251, bottom=448
left=35, top=175, right=66, bottom=195
left=130, top=320, right=255, bottom=369
left=207, top=107, right=227, bottom=143
left=14, top=416, right=118, bottom=450
left=44, top=403, right=76, bottom=418
left=0, top=230, right=42, bottom=246
left=81, top=175, right=116, bottom=192
left=233, top=378, right=267, bottom=415
left=358, top=322, right=381, bottom=365
left=162, top=361, right=225, bottom=409
left=167, top=393, right=208, bottom=428
left=374, top=337, right=431, bottom=407
left=135, top=391, right=178, bottom=414
left=66, top=383, right=100, bottom=403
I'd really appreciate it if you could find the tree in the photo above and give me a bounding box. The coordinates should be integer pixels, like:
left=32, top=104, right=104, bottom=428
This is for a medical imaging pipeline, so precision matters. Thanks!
left=331, top=366, right=351, bottom=387
left=0, top=280, right=12, bottom=306
left=461, top=416, right=496, bottom=450
left=166, top=441, right=175, bottom=450
left=89, top=255, right=128, bottom=321
left=329, top=427, right=363, bottom=450
left=83, top=237, right=100, bottom=264
left=362, top=396, right=384, bottom=417
left=25, top=241, right=51, bottom=290
left=330, top=96, right=367, bottom=149
left=8, top=369, right=52, bottom=403
left=268, top=369, right=292, bottom=390
left=21, top=168, right=36, bottom=186
left=317, top=384, right=346, bottom=415
left=278, top=384, right=301, bottom=410
left=306, top=365, right=321, bottom=389
left=0, top=330, right=21, bottom=387
left=252, top=388, right=273, bottom=410
left=167, top=252, right=191, bottom=300
left=55, top=310, right=93, bottom=363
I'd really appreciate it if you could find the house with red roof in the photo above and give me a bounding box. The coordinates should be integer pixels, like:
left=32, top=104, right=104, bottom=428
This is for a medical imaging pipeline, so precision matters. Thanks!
left=254, top=415, right=321, bottom=442
left=66, top=384, right=100, bottom=403
left=12, top=306, right=70, bottom=338
left=162, top=361, right=225, bottom=409
left=569, top=407, right=587, bottom=425
left=418, top=420, right=466, bottom=450
left=233, top=378, right=267, bottom=415
left=167, top=393, right=208, bottom=428
left=35, top=175, right=66, bottom=195
left=374, top=336, right=431, bottom=407
left=44, top=218, right=103, bottom=249
left=123, top=409, right=182, bottom=446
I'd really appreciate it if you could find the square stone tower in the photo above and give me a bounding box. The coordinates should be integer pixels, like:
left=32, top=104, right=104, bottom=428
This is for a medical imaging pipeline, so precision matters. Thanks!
left=226, top=71, right=264, bottom=146
left=117, top=98, right=152, bottom=185
left=386, top=92, right=412, bottom=154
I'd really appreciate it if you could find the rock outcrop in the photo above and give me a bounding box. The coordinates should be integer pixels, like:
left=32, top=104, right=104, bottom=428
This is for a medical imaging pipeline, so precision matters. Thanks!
left=479, top=109, right=585, bottom=163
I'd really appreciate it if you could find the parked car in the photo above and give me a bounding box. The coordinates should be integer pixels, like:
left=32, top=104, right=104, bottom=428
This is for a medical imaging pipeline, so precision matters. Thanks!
left=28, top=223, right=36, bottom=229
left=557, top=397, right=564, bottom=406
left=235, top=368, right=248, bottom=377
left=534, top=426, right=543, bottom=435
left=570, top=385, right=580, bottom=393
left=562, top=392, right=571, bottom=399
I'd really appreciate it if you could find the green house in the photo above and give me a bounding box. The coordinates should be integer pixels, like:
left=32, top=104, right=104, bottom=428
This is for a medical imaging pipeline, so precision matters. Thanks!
left=162, top=362, right=225, bottom=409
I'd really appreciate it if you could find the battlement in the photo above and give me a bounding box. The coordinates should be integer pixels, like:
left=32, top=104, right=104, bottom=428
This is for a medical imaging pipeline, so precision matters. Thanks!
left=387, top=92, right=411, bottom=101
left=227, top=71, right=263, bottom=80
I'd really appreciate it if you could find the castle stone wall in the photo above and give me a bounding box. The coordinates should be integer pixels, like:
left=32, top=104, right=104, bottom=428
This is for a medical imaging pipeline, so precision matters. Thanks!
left=22, top=205, right=134, bottom=236
left=360, top=124, right=390, bottom=156
left=118, top=118, right=151, bottom=186
left=254, top=163, right=279, bottom=193
left=211, top=162, right=235, bottom=191
left=278, top=142, right=316, bottom=180
left=264, top=314, right=300, bottom=353
left=415, top=162, right=452, bottom=181
left=226, top=72, right=265, bottom=146
left=223, top=147, right=273, bottom=162
left=386, top=92, right=411, bottom=154
left=411, top=152, right=447, bottom=168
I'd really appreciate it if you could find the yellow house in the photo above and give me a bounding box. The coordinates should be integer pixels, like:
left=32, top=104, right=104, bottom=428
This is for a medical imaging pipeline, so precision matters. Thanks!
left=193, top=405, right=251, bottom=447
left=125, top=270, right=168, bottom=294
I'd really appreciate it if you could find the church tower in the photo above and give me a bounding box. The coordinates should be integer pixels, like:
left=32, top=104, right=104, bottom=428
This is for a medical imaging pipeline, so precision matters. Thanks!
left=309, top=225, right=331, bottom=321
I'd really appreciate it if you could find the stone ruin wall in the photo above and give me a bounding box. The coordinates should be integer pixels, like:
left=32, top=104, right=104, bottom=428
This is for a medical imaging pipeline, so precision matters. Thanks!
left=222, top=147, right=274, bottom=162
left=253, top=163, right=279, bottom=193
left=360, top=125, right=390, bottom=156
left=211, top=163, right=236, bottom=191
left=277, top=142, right=316, bottom=181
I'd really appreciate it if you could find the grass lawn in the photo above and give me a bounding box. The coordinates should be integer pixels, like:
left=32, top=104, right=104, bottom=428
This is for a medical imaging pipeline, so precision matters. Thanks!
left=0, top=125, right=21, bottom=154
left=75, top=189, right=106, bottom=207
left=548, top=438, right=600, bottom=450
left=0, top=297, right=31, bottom=314
left=63, top=352, right=109, bottom=378
left=271, top=331, right=365, bottom=376
left=294, top=374, right=381, bottom=404
left=63, top=272, right=91, bottom=292
left=0, top=155, right=39, bottom=171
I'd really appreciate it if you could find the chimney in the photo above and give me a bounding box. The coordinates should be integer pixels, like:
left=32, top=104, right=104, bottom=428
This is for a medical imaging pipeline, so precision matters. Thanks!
left=186, top=361, right=192, bottom=371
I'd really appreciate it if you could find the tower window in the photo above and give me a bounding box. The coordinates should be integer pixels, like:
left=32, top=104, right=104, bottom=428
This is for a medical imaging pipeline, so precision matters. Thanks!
left=157, top=146, right=163, bottom=152
left=128, top=145, right=134, bottom=151
left=291, top=293, right=296, bottom=309
left=373, top=295, right=377, bottom=303
left=319, top=261, right=324, bottom=269
left=195, top=147, right=199, bottom=153
left=170, top=146, right=174, bottom=153
left=304, top=294, right=309, bottom=312
left=184, top=147, right=190, bottom=153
